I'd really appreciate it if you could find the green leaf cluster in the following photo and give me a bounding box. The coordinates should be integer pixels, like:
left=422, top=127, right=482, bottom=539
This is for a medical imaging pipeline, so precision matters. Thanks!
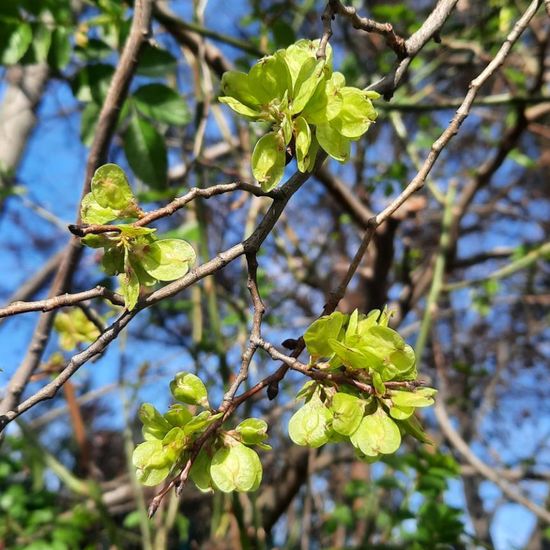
left=0, top=1, right=72, bottom=69
left=219, top=39, right=379, bottom=190
left=289, top=309, right=436, bottom=461
left=133, top=372, right=268, bottom=492
left=79, top=164, right=196, bottom=310
left=53, top=308, right=100, bottom=351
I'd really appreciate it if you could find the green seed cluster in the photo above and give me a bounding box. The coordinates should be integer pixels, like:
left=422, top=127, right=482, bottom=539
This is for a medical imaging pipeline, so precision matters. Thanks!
left=219, top=39, right=379, bottom=190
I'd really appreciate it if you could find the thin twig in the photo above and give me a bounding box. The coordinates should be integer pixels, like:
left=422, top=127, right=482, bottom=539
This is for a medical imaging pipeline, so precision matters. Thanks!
left=0, top=286, right=123, bottom=319
left=370, top=0, right=542, bottom=228
left=328, top=0, right=407, bottom=59
left=70, top=182, right=280, bottom=237
left=221, top=253, right=265, bottom=408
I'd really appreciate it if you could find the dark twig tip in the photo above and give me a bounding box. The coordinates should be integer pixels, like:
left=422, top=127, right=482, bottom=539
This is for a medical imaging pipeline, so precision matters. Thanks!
left=68, top=224, right=86, bottom=237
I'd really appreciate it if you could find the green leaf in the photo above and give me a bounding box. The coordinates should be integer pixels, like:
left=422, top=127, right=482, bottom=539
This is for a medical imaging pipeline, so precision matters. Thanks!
left=30, top=23, right=52, bottom=63
left=295, top=116, right=312, bottom=173
left=283, top=40, right=317, bottom=86
left=136, top=44, right=177, bottom=77
left=80, top=193, right=119, bottom=224
left=330, top=392, right=365, bottom=436
left=350, top=408, right=401, bottom=456
left=249, top=52, right=292, bottom=103
left=397, top=414, right=432, bottom=444
left=72, top=64, right=115, bottom=103
left=101, top=246, right=125, bottom=276
left=133, top=84, right=191, bottom=126
left=183, top=411, right=223, bottom=436
left=190, top=449, right=213, bottom=492
left=210, top=444, right=262, bottom=492
left=123, top=114, right=167, bottom=187
left=304, top=312, right=346, bottom=360
left=1, top=23, right=32, bottom=65
left=288, top=394, right=332, bottom=448
left=302, top=71, right=345, bottom=125
left=389, top=405, right=415, bottom=420
left=139, top=403, right=172, bottom=440
left=291, top=57, right=325, bottom=114
left=329, top=87, right=377, bottom=139
left=236, top=418, right=269, bottom=446
left=316, top=122, right=350, bottom=162
left=91, top=164, right=134, bottom=210
left=54, top=308, right=100, bottom=351
left=140, top=239, right=196, bottom=281
left=220, top=71, right=261, bottom=109
left=170, top=372, right=209, bottom=407
left=164, top=404, right=193, bottom=428
left=133, top=440, right=171, bottom=486
left=390, top=389, right=435, bottom=408
left=251, top=132, right=286, bottom=191
left=119, top=256, right=140, bottom=310
left=48, top=27, right=71, bottom=70
left=218, top=96, right=262, bottom=118
left=80, top=233, right=112, bottom=249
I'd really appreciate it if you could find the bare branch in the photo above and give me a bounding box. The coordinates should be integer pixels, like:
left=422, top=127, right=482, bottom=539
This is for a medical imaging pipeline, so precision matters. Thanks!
left=0, top=287, right=124, bottom=319
left=70, top=182, right=280, bottom=237
left=370, top=0, right=542, bottom=227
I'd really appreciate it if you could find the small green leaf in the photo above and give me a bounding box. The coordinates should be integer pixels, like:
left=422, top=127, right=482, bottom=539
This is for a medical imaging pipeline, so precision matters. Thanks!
left=183, top=411, right=223, bottom=436
left=219, top=96, right=262, bottom=118
left=190, top=449, right=213, bottom=492
left=119, top=257, right=140, bottom=311
left=80, top=193, right=119, bottom=224
left=302, top=71, right=345, bottom=124
left=350, top=408, right=401, bottom=456
left=136, top=44, right=177, bottom=77
left=123, top=114, right=167, bottom=188
left=389, top=405, right=415, bottom=420
left=316, top=123, right=350, bottom=162
left=102, top=246, right=125, bottom=276
left=210, top=444, right=262, bottom=492
left=164, top=404, right=193, bottom=428
left=251, top=132, right=286, bottom=191
left=295, top=116, right=312, bottom=172
left=1, top=23, right=32, bottom=65
left=133, top=84, right=191, bottom=126
left=397, top=414, right=432, bottom=444
left=330, top=87, right=377, bottom=139
left=236, top=418, right=269, bottom=446
left=31, top=23, right=52, bottom=63
left=220, top=71, right=261, bottom=109
left=249, top=52, right=292, bottom=103
left=139, top=403, right=172, bottom=440
left=288, top=395, right=332, bottom=448
left=291, top=57, right=325, bottom=114
left=170, top=372, right=209, bottom=407
left=91, top=164, right=134, bottom=210
left=133, top=440, right=171, bottom=486
left=330, top=392, right=365, bottom=436
left=72, top=64, right=114, bottom=103
left=47, top=27, right=71, bottom=70
left=283, top=39, right=317, bottom=86
left=390, top=389, right=435, bottom=408
left=140, top=239, right=196, bottom=281
left=304, top=312, right=346, bottom=360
